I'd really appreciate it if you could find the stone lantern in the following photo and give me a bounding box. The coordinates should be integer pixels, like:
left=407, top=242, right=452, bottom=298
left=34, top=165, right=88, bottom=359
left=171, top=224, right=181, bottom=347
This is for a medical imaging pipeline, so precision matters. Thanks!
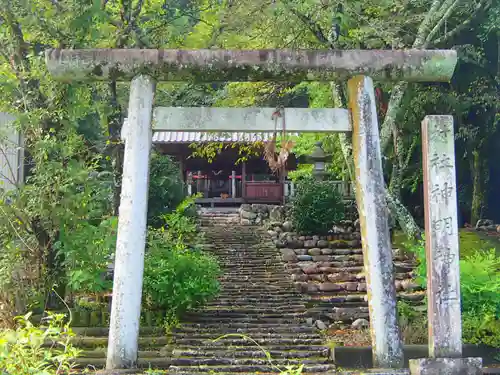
left=304, top=141, right=332, bottom=181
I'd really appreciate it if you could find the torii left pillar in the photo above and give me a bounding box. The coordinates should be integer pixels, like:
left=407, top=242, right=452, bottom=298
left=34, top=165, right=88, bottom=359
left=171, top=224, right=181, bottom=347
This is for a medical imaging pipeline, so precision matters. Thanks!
left=106, top=75, right=156, bottom=369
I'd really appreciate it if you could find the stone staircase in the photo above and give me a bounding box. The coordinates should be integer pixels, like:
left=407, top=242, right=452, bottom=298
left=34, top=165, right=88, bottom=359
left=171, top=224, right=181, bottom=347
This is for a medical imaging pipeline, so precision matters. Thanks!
left=165, top=215, right=335, bottom=374
left=71, top=209, right=424, bottom=372
left=198, top=208, right=241, bottom=226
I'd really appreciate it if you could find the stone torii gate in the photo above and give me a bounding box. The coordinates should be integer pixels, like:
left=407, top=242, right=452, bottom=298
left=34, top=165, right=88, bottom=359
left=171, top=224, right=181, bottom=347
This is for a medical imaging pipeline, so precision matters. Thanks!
left=45, top=49, right=458, bottom=371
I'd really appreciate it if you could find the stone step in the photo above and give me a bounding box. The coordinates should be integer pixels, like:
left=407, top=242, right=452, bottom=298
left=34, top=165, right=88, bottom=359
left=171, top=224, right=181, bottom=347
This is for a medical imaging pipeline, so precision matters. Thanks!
left=172, top=325, right=316, bottom=334
left=182, top=311, right=307, bottom=319
left=167, top=363, right=334, bottom=373
left=170, top=337, right=325, bottom=347
left=214, top=289, right=299, bottom=301
left=75, top=357, right=331, bottom=370
left=217, top=258, right=281, bottom=262
left=177, top=322, right=316, bottom=330
left=68, top=336, right=169, bottom=349
left=218, top=283, right=299, bottom=289
left=169, top=332, right=321, bottom=341
left=72, top=327, right=164, bottom=337
left=182, top=316, right=306, bottom=324
left=81, top=349, right=163, bottom=358
left=167, top=372, right=330, bottom=375
left=169, top=343, right=331, bottom=352
left=203, top=303, right=307, bottom=310
left=215, top=293, right=300, bottom=299
left=201, top=304, right=307, bottom=310
left=185, top=310, right=309, bottom=317
left=171, top=348, right=329, bottom=358
left=218, top=269, right=287, bottom=275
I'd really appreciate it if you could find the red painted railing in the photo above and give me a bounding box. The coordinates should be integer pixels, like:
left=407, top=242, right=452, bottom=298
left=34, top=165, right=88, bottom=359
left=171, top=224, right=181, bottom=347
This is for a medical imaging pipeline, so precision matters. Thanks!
left=244, top=182, right=283, bottom=202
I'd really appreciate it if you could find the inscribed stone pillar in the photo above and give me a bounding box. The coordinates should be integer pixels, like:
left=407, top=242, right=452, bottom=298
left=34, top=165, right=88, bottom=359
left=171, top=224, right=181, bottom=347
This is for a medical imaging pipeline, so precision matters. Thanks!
left=421, top=115, right=462, bottom=357
left=106, top=75, right=155, bottom=369
left=348, top=75, right=404, bottom=369
left=409, top=116, right=482, bottom=375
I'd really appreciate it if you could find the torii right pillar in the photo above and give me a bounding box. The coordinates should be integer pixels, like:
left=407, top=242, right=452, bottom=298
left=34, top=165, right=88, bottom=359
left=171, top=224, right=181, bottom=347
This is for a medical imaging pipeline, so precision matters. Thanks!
left=348, top=75, right=404, bottom=369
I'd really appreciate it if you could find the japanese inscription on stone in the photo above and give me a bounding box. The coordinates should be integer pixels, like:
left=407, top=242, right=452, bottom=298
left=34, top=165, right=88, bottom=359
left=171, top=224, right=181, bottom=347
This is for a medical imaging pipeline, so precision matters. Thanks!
left=422, top=115, right=462, bottom=358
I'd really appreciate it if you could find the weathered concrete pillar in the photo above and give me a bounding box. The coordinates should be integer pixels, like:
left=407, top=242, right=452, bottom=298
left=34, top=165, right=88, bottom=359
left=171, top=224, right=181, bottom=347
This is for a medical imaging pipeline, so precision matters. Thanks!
left=348, top=75, right=404, bottom=369
left=231, top=170, right=236, bottom=198
left=409, top=116, right=482, bottom=375
left=187, top=172, right=193, bottom=196
left=106, top=75, right=155, bottom=370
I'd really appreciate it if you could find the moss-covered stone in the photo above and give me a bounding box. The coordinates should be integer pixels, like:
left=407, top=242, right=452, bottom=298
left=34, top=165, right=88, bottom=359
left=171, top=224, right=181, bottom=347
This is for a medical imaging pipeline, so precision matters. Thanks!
left=45, top=49, right=458, bottom=83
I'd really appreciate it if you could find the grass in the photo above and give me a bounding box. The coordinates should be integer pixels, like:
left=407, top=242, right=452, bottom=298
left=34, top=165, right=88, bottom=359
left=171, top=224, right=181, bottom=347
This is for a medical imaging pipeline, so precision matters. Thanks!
left=393, top=228, right=500, bottom=259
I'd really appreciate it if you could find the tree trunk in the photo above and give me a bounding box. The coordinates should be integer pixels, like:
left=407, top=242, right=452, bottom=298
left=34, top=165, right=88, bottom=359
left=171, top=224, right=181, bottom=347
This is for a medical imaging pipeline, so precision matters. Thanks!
left=106, top=81, right=125, bottom=216
left=385, top=192, right=422, bottom=240
left=331, top=83, right=422, bottom=240
left=470, top=150, right=484, bottom=226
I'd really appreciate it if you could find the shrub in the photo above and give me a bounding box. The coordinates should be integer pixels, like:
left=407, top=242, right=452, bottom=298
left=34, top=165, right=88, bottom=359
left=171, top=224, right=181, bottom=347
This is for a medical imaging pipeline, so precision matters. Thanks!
left=142, top=197, right=220, bottom=325
left=408, top=244, right=500, bottom=347
left=397, top=301, right=427, bottom=344
left=463, top=310, right=500, bottom=348
left=459, top=249, right=500, bottom=315
left=142, top=232, right=220, bottom=321
left=0, top=312, right=80, bottom=375
left=405, top=240, right=426, bottom=287
left=148, top=153, right=186, bottom=227
left=160, top=194, right=202, bottom=246
left=290, top=178, right=345, bottom=235
left=55, top=217, right=118, bottom=296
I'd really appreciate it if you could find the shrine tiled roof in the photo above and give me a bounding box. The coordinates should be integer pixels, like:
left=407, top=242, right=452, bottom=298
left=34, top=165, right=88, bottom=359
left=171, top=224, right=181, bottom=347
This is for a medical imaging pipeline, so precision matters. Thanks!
left=152, top=131, right=295, bottom=143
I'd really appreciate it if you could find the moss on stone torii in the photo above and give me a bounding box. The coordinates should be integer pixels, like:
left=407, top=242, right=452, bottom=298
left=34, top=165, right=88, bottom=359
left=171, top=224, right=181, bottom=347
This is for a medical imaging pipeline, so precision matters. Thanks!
left=45, top=48, right=458, bottom=83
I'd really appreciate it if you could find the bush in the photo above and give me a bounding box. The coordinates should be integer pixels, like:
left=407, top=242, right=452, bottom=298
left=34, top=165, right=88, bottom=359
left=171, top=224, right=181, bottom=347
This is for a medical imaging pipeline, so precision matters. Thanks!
left=0, top=312, right=80, bottom=374
left=463, top=310, right=500, bottom=348
left=160, top=194, right=202, bottom=246
left=459, top=249, right=500, bottom=315
left=55, top=217, right=118, bottom=295
left=142, top=197, right=220, bottom=325
left=142, top=232, right=220, bottom=322
left=148, top=153, right=186, bottom=227
left=408, top=244, right=500, bottom=347
left=290, top=179, right=345, bottom=235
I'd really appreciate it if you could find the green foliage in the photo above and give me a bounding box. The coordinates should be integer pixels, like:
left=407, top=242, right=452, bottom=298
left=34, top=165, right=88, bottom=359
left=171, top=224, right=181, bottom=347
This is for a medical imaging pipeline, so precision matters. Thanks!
left=287, top=165, right=314, bottom=182
left=142, top=198, right=220, bottom=325
left=148, top=153, right=186, bottom=227
left=397, top=301, right=427, bottom=345
left=142, top=236, right=221, bottom=323
left=463, top=310, right=500, bottom=348
left=408, top=244, right=500, bottom=347
left=160, top=194, right=202, bottom=245
left=290, top=178, right=345, bottom=235
left=0, top=312, right=80, bottom=375
left=0, top=129, right=112, bottom=313
left=55, top=217, right=118, bottom=295
left=459, top=249, right=500, bottom=316
left=405, top=240, right=427, bottom=288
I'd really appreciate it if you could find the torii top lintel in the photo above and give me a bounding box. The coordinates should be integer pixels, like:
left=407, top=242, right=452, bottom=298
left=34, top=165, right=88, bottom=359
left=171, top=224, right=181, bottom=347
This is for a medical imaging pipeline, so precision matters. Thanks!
left=45, top=49, right=457, bottom=83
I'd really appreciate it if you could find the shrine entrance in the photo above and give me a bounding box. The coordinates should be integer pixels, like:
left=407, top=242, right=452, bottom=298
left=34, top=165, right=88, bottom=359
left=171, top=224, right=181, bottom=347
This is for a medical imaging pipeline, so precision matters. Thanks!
left=45, top=48, right=460, bottom=372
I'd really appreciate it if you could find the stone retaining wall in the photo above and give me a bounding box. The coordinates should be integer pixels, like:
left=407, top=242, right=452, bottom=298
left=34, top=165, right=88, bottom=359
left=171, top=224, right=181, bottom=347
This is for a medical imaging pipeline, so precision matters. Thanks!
left=238, top=202, right=424, bottom=327
left=239, top=202, right=358, bottom=226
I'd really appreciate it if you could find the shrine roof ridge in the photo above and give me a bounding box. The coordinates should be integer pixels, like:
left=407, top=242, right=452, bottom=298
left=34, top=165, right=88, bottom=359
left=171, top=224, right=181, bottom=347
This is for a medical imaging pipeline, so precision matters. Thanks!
left=45, top=48, right=458, bottom=83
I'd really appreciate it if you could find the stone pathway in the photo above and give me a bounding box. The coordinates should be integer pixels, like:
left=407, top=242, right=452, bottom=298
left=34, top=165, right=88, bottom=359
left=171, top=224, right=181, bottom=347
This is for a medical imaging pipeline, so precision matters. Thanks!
left=165, top=211, right=335, bottom=374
